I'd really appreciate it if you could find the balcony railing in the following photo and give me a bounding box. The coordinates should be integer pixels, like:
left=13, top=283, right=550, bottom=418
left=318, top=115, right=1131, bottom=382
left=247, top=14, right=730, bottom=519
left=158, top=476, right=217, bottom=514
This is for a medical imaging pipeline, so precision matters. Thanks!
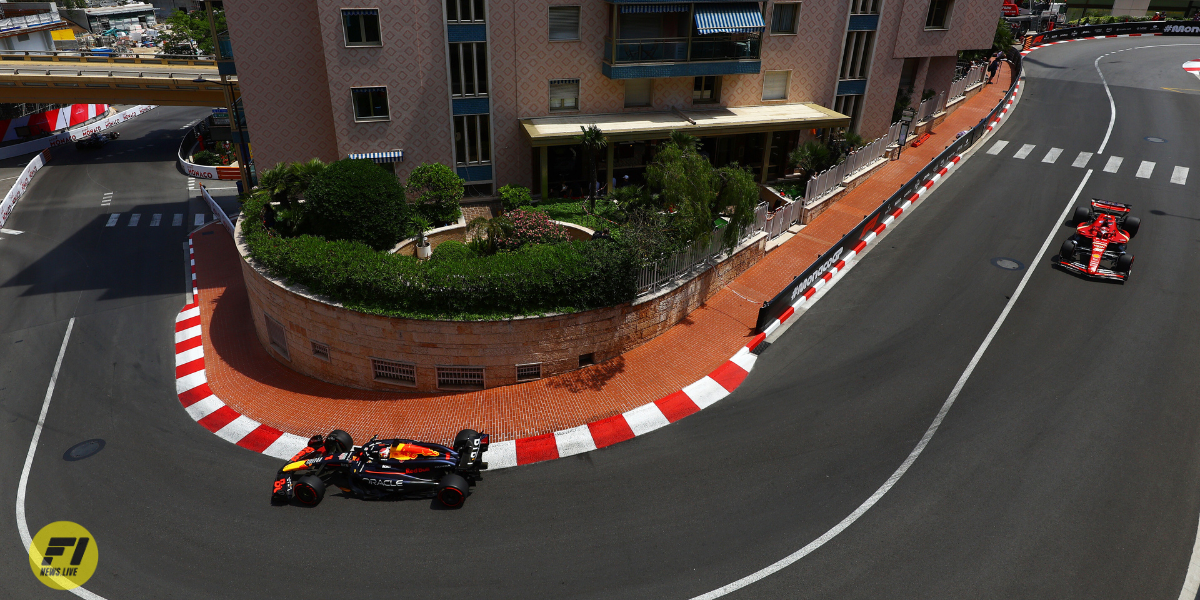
left=604, top=34, right=761, bottom=64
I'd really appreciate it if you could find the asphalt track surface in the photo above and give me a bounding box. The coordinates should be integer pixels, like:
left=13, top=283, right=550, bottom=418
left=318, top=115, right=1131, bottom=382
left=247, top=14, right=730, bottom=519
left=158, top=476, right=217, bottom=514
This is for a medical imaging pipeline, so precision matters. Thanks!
left=3, top=38, right=1200, bottom=598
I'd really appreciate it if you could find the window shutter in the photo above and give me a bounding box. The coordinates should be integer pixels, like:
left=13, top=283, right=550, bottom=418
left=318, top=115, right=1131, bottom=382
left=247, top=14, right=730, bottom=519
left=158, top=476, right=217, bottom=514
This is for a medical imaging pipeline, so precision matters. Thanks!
left=625, top=79, right=651, bottom=107
left=549, top=79, right=579, bottom=100
left=763, top=71, right=789, bottom=100
left=549, top=6, right=580, bottom=41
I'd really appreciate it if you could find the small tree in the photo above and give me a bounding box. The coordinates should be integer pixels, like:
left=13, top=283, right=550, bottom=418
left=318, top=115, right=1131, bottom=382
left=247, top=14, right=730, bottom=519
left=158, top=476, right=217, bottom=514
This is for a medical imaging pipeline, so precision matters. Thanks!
left=304, top=159, right=412, bottom=251
left=788, top=141, right=833, bottom=181
left=466, top=215, right=514, bottom=255
left=406, top=163, right=464, bottom=226
left=577, top=125, right=608, bottom=212
left=993, top=17, right=1016, bottom=52
left=498, top=184, right=532, bottom=211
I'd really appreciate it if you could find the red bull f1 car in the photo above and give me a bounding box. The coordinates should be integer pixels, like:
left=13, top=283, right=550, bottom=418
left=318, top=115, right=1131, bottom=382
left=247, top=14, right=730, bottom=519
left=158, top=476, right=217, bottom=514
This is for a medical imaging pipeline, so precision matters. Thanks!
left=1052, top=198, right=1139, bottom=282
left=272, top=429, right=489, bottom=508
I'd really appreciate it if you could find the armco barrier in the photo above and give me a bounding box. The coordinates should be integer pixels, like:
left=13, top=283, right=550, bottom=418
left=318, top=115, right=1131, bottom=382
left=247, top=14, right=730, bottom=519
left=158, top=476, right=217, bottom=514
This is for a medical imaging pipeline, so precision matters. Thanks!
left=178, top=127, right=241, bottom=181
left=0, top=149, right=49, bottom=228
left=198, top=183, right=234, bottom=236
left=754, top=55, right=1024, bottom=333
left=1027, top=19, right=1200, bottom=47
left=68, top=105, right=156, bottom=141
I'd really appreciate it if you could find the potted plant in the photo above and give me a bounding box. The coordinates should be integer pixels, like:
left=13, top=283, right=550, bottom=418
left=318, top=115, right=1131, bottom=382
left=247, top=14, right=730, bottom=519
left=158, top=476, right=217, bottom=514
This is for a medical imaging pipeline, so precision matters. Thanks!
left=412, top=215, right=433, bottom=259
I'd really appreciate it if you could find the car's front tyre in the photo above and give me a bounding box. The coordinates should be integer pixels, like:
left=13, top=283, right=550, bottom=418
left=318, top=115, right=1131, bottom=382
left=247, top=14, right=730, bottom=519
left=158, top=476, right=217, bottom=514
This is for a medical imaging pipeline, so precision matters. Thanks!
left=293, top=475, right=326, bottom=506
left=1059, top=239, right=1076, bottom=261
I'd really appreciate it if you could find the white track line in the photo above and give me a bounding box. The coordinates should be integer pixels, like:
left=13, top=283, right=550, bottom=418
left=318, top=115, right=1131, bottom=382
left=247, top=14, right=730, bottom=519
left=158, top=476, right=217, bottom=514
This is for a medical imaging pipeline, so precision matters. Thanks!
left=1103, top=156, right=1123, bottom=173
left=1136, top=160, right=1155, bottom=178
left=15, top=318, right=107, bottom=599
left=987, top=140, right=1009, bottom=155
left=1172, top=166, right=1189, bottom=185
left=105, top=214, right=119, bottom=227
left=693, top=170, right=1095, bottom=600
left=172, top=214, right=183, bottom=227
left=1013, top=143, right=1036, bottom=159
left=1072, top=151, right=1093, bottom=168
left=1042, top=148, right=1063, bottom=163
left=127, top=214, right=140, bottom=227
left=1096, top=53, right=1118, bottom=154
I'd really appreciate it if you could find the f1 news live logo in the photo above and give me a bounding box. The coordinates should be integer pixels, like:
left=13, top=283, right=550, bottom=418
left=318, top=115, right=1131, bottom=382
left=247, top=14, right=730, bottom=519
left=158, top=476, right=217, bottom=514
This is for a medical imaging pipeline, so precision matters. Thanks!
left=28, top=521, right=99, bottom=590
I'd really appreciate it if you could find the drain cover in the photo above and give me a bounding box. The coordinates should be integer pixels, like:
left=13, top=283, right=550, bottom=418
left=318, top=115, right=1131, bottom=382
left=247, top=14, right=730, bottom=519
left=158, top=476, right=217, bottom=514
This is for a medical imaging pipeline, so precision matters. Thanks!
left=63, top=439, right=105, bottom=461
left=991, top=257, right=1024, bottom=271
left=1145, top=137, right=1167, bottom=143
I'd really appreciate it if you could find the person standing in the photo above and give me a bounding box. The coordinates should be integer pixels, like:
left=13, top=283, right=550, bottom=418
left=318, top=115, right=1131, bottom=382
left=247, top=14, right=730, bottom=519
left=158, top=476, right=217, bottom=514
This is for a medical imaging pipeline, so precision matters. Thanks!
left=987, top=56, right=1002, bottom=84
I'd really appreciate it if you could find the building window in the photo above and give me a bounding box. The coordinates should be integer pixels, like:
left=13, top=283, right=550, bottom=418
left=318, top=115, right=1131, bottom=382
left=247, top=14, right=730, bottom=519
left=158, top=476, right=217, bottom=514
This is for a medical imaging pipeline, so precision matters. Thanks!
left=453, top=114, right=492, bottom=166
left=693, top=76, right=720, bottom=103
left=625, top=78, right=651, bottom=107
left=516, top=363, right=542, bottom=381
left=839, top=31, right=875, bottom=80
left=548, top=6, right=581, bottom=41
left=850, top=0, right=881, bottom=14
left=437, top=365, right=485, bottom=390
left=549, top=78, right=579, bottom=111
left=762, top=70, right=789, bottom=101
left=351, top=87, right=389, bottom=121
left=446, top=0, right=485, bottom=23
left=265, top=313, right=289, bottom=360
left=835, top=94, right=863, bottom=131
left=925, top=0, right=954, bottom=29
left=372, top=358, right=416, bottom=386
left=771, top=3, right=800, bottom=34
left=310, top=341, right=331, bottom=361
left=342, top=9, right=381, bottom=47
left=449, top=42, right=488, bottom=97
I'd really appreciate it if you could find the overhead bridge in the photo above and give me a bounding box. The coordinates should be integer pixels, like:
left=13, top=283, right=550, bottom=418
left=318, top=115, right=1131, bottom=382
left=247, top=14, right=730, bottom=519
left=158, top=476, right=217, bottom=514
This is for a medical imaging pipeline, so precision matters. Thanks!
left=0, top=52, right=233, bottom=107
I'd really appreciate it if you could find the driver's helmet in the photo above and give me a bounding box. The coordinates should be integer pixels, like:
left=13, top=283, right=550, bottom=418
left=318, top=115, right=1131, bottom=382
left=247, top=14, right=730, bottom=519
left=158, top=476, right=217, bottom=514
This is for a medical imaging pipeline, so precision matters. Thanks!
left=377, top=445, right=390, bottom=459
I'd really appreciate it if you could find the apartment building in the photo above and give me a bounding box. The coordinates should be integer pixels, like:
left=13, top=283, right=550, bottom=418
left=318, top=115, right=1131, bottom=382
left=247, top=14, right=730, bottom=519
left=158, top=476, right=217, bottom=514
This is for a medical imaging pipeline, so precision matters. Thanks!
left=226, top=0, right=995, bottom=198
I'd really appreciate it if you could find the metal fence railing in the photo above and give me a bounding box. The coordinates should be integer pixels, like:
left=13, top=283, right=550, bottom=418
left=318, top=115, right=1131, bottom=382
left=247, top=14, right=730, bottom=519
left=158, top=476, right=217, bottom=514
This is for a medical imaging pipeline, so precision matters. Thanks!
left=948, top=65, right=985, bottom=101
left=804, top=131, right=892, bottom=202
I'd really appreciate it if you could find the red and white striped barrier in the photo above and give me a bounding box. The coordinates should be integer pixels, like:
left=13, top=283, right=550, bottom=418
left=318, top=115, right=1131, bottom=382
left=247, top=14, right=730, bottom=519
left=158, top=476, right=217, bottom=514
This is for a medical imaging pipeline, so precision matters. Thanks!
left=1019, top=32, right=1163, bottom=57
left=1184, top=59, right=1200, bottom=73
left=174, top=236, right=310, bottom=460
left=987, top=80, right=1021, bottom=132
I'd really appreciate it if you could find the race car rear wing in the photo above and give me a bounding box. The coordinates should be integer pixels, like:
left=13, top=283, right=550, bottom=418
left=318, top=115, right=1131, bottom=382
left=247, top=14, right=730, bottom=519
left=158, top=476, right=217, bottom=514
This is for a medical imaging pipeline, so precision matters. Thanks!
left=1091, top=198, right=1131, bottom=215
left=455, top=432, right=490, bottom=471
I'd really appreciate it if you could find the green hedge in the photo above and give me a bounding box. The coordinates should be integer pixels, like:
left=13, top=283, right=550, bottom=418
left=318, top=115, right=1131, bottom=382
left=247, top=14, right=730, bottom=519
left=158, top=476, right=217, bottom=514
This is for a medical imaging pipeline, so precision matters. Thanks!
left=242, top=194, right=639, bottom=319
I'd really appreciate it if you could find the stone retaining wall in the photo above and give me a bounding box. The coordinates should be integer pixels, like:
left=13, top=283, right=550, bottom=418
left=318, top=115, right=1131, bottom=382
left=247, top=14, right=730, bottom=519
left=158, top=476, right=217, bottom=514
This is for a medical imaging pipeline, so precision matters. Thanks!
left=238, top=219, right=766, bottom=392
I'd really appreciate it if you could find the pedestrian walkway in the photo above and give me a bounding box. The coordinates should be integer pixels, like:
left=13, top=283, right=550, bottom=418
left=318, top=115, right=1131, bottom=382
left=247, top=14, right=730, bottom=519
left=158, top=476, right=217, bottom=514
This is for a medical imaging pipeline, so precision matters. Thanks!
left=188, top=65, right=1014, bottom=448
left=103, top=213, right=202, bottom=227
left=984, top=139, right=1190, bottom=185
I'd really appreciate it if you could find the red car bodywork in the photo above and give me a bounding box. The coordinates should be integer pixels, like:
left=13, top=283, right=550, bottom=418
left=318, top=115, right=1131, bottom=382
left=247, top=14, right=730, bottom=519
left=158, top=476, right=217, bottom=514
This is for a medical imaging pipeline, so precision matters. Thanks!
left=1053, top=199, right=1137, bottom=282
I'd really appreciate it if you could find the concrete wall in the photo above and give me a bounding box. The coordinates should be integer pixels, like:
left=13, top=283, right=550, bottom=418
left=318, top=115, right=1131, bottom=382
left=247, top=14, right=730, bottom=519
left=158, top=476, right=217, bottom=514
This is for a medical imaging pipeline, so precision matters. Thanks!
left=237, top=218, right=766, bottom=392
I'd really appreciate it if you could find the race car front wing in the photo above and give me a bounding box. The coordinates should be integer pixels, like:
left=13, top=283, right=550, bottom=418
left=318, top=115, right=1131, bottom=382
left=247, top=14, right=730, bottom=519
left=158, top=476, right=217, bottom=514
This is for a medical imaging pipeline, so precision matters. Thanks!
left=1052, top=257, right=1128, bottom=281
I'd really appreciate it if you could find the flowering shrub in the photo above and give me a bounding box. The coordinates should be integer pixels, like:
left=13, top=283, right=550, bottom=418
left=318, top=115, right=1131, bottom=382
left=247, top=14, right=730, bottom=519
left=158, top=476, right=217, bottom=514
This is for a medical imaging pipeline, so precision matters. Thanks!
left=498, top=208, right=570, bottom=250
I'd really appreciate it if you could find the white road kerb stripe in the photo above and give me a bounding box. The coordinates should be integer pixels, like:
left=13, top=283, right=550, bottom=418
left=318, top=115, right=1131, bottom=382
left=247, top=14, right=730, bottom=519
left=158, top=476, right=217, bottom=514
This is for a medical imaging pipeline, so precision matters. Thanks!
left=694, top=170, right=1095, bottom=600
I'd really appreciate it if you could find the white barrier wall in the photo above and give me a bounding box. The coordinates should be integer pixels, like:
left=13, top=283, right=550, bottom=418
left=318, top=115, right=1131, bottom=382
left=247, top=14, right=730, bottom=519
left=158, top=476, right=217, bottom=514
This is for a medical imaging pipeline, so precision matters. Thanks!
left=0, top=150, right=48, bottom=227
left=0, top=105, right=157, bottom=161
left=199, top=184, right=234, bottom=235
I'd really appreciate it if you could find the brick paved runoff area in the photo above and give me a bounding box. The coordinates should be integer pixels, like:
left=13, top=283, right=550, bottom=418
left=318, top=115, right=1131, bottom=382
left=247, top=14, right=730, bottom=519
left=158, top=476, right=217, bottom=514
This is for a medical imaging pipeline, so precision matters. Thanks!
left=192, top=64, right=1012, bottom=447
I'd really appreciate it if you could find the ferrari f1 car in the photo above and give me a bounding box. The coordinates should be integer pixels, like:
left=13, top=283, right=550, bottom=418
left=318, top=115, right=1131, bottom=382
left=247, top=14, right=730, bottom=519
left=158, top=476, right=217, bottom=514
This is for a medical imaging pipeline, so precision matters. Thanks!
left=1052, top=198, right=1140, bottom=282
left=272, top=429, right=489, bottom=508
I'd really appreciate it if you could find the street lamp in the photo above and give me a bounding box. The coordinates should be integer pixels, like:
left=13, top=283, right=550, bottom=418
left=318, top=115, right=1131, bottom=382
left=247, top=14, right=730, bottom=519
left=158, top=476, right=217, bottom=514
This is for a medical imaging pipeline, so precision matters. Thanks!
left=193, top=75, right=251, bottom=193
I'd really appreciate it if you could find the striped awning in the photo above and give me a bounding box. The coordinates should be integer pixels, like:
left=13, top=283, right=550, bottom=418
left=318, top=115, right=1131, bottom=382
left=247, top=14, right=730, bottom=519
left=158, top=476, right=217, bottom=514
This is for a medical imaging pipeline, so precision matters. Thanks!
left=620, top=3, right=689, bottom=13
left=694, top=4, right=765, bottom=34
left=349, top=150, right=404, bottom=164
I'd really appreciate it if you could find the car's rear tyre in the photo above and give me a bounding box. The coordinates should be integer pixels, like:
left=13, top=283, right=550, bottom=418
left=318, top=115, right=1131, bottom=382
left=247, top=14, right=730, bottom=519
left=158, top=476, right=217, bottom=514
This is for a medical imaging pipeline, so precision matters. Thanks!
left=1123, top=216, right=1140, bottom=238
left=437, top=473, right=469, bottom=508
left=1072, top=206, right=1092, bottom=225
left=325, top=430, right=353, bottom=454
left=1116, top=253, right=1134, bottom=273
left=293, top=475, right=325, bottom=506
left=1059, top=239, right=1076, bottom=260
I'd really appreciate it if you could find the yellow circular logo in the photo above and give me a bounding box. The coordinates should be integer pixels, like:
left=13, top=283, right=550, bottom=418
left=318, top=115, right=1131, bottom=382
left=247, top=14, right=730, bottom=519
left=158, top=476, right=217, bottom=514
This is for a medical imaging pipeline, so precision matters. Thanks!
left=28, top=521, right=98, bottom=590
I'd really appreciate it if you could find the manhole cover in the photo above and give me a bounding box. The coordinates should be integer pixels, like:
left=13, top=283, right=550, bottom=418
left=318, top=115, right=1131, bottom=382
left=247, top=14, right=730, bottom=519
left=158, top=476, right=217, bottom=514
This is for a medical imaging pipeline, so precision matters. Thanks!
left=63, top=439, right=105, bottom=461
left=1145, top=137, right=1167, bottom=143
left=991, top=257, right=1025, bottom=271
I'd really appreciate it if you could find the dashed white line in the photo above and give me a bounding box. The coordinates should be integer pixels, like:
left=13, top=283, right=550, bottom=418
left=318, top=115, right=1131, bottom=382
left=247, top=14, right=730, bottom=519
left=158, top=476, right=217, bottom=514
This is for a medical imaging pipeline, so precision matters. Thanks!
left=1072, top=151, right=1093, bottom=168
left=150, top=214, right=162, bottom=227
left=1136, top=160, right=1155, bottom=179
left=1103, top=156, right=1123, bottom=173
left=1041, top=148, right=1063, bottom=163
left=1013, top=144, right=1037, bottom=159
left=0, top=228, right=21, bottom=235
left=1172, top=166, right=1189, bottom=185
left=172, top=213, right=183, bottom=226
left=128, top=213, right=140, bottom=226
left=987, top=140, right=1010, bottom=155
left=194, top=214, right=205, bottom=226
left=105, top=214, right=119, bottom=227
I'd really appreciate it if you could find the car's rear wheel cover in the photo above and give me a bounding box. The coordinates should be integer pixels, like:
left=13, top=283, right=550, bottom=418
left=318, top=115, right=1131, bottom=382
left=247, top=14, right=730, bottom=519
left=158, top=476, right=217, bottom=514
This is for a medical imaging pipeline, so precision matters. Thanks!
left=439, top=488, right=465, bottom=507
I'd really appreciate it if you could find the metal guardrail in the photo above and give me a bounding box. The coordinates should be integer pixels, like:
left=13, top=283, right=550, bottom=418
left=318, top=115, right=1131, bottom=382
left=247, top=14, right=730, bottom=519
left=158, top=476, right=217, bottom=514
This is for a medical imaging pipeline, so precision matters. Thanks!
left=948, top=65, right=985, bottom=101
left=0, top=67, right=217, bottom=80
left=0, top=49, right=217, bottom=66
left=803, top=131, right=892, bottom=202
